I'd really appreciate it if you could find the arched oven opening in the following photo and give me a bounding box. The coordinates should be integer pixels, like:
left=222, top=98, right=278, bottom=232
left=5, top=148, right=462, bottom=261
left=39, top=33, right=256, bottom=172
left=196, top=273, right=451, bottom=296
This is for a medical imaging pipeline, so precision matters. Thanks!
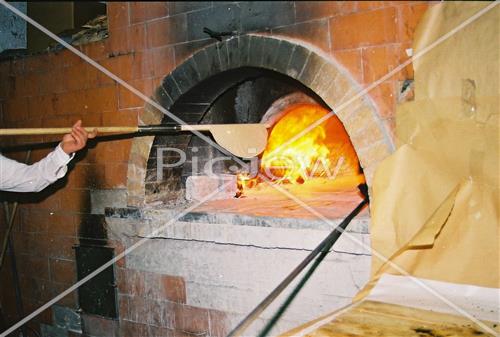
left=145, top=66, right=366, bottom=219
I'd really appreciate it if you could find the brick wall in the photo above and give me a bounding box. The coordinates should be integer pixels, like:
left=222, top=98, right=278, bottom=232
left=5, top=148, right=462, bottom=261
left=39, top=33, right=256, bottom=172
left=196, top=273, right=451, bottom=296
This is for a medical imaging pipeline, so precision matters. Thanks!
left=0, top=2, right=430, bottom=336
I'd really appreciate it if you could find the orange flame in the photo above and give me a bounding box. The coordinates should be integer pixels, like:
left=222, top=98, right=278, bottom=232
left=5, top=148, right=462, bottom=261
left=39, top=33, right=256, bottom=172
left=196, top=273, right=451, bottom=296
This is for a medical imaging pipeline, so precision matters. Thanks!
left=238, top=103, right=363, bottom=192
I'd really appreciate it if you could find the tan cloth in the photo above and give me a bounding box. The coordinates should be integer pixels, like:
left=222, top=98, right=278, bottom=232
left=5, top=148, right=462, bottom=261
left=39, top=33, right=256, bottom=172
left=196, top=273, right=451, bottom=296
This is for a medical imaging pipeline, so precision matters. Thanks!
left=357, top=1, right=499, bottom=299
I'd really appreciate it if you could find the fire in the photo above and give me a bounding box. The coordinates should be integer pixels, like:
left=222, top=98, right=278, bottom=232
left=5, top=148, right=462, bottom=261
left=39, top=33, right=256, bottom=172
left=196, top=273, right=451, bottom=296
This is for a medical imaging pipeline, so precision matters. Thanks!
left=238, top=103, right=363, bottom=193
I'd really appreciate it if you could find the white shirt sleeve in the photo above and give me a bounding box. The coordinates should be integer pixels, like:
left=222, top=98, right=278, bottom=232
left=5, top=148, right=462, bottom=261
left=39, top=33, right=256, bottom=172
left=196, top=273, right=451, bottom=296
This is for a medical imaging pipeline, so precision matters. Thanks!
left=0, top=144, right=75, bottom=192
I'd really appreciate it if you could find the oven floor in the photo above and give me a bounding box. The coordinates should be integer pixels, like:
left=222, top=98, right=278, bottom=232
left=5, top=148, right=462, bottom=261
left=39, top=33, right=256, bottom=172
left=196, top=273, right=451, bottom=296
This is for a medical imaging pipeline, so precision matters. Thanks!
left=193, top=177, right=368, bottom=220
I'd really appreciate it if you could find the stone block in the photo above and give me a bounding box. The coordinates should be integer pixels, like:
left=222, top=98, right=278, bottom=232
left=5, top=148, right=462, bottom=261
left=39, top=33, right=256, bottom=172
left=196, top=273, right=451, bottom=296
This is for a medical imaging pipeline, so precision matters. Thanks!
left=217, top=41, right=230, bottom=71
left=236, top=35, right=251, bottom=67
left=161, top=76, right=182, bottom=103
left=204, top=44, right=223, bottom=77
left=357, top=140, right=392, bottom=169
left=192, top=49, right=211, bottom=81
left=141, top=102, right=165, bottom=125
left=268, top=39, right=295, bottom=74
left=260, top=37, right=282, bottom=70
left=171, top=59, right=199, bottom=94
left=312, top=64, right=340, bottom=99
left=226, top=36, right=240, bottom=69
left=185, top=174, right=238, bottom=201
left=350, top=123, right=386, bottom=150
left=286, top=45, right=311, bottom=79
left=297, top=52, right=327, bottom=88
left=342, top=106, right=377, bottom=137
left=247, top=35, right=266, bottom=67
left=174, top=38, right=214, bottom=65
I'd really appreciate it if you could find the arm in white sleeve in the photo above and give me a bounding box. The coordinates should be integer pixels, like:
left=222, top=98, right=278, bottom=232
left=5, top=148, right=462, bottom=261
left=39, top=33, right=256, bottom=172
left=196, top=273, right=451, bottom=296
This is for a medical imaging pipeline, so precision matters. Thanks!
left=0, top=144, right=75, bottom=192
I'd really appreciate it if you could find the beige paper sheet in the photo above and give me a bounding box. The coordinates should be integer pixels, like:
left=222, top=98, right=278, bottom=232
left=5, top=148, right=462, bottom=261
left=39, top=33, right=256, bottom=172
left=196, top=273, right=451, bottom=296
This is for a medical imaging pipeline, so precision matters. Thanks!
left=357, top=1, right=499, bottom=299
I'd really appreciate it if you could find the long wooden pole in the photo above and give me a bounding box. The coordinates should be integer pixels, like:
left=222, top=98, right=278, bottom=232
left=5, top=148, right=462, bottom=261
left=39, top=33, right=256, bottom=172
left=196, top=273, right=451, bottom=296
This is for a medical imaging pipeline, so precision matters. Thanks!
left=0, top=126, right=139, bottom=135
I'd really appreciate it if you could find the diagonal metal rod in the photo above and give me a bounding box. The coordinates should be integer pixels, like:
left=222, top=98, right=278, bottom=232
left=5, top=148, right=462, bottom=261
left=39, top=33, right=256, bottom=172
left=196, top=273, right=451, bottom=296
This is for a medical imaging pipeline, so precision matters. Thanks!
left=227, top=184, right=369, bottom=337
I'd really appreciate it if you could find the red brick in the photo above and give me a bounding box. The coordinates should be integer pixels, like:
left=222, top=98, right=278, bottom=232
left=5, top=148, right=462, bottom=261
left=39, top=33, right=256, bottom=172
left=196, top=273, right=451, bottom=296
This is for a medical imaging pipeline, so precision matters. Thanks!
left=120, top=320, right=149, bottom=337
left=143, top=271, right=164, bottom=300
left=174, top=304, right=209, bottom=335
left=49, top=236, right=78, bottom=260
left=147, top=15, right=187, bottom=48
left=107, top=2, right=130, bottom=31
left=18, top=255, right=50, bottom=281
left=332, top=48, right=363, bottom=83
left=295, top=1, right=339, bottom=22
left=98, top=54, right=134, bottom=84
left=46, top=212, right=77, bottom=237
left=10, top=58, right=25, bottom=75
left=105, top=163, right=128, bottom=187
left=50, top=281, right=78, bottom=308
left=398, top=3, right=429, bottom=42
left=121, top=268, right=146, bottom=296
left=129, top=23, right=148, bottom=52
left=362, top=44, right=401, bottom=83
left=103, top=108, right=138, bottom=127
left=81, top=40, right=110, bottom=61
left=24, top=54, right=52, bottom=73
left=85, top=85, right=118, bottom=113
left=152, top=46, right=175, bottom=78
left=128, top=296, right=149, bottom=322
left=330, top=7, right=398, bottom=50
left=272, top=19, right=331, bottom=53
left=208, top=309, right=229, bottom=337
left=367, top=81, right=396, bottom=118
left=109, top=27, right=130, bottom=55
left=109, top=239, right=126, bottom=267
left=3, top=97, right=28, bottom=123
left=57, top=188, right=91, bottom=212
left=119, top=295, right=130, bottom=320
left=118, top=78, right=153, bottom=109
left=130, top=2, right=168, bottom=24
left=49, top=258, right=76, bottom=284
left=160, top=275, right=186, bottom=303
left=357, top=1, right=389, bottom=12
left=41, top=70, right=65, bottom=95
left=94, top=139, right=131, bottom=164
left=58, top=49, right=83, bottom=68
left=132, top=51, right=155, bottom=80
left=335, top=1, right=359, bottom=15
left=20, top=209, right=48, bottom=233
left=149, top=326, right=174, bottom=337
left=64, top=65, right=88, bottom=92
left=55, top=90, right=88, bottom=116
left=85, top=64, right=101, bottom=88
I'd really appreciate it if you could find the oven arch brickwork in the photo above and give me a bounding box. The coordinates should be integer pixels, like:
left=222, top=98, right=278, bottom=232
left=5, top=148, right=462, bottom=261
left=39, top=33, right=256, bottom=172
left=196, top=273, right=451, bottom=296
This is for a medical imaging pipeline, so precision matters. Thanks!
left=127, top=35, right=394, bottom=206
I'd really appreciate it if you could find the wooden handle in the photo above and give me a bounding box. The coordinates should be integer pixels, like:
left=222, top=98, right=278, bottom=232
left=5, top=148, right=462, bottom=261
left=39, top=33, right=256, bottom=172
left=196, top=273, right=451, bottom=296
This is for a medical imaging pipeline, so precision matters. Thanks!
left=180, top=125, right=211, bottom=131
left=0, top=126, right=139, bottom=136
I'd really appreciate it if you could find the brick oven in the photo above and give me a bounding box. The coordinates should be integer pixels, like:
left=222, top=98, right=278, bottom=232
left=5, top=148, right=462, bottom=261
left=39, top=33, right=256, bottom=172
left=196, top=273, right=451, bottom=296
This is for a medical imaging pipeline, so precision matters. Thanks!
left=0, top=2, right=429, bottom=337
left=106, top=34, right=393, bottom=336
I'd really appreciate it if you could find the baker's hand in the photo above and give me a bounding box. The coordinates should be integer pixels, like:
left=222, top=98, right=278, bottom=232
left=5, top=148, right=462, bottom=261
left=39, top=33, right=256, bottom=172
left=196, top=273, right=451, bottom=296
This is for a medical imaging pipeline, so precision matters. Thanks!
left=61, top=120, right=97, bottom=154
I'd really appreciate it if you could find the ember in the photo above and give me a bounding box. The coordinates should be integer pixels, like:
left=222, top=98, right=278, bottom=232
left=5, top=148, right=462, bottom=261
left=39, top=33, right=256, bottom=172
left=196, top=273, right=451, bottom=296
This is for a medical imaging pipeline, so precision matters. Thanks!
left=238, top=103, right=363, bottom=194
